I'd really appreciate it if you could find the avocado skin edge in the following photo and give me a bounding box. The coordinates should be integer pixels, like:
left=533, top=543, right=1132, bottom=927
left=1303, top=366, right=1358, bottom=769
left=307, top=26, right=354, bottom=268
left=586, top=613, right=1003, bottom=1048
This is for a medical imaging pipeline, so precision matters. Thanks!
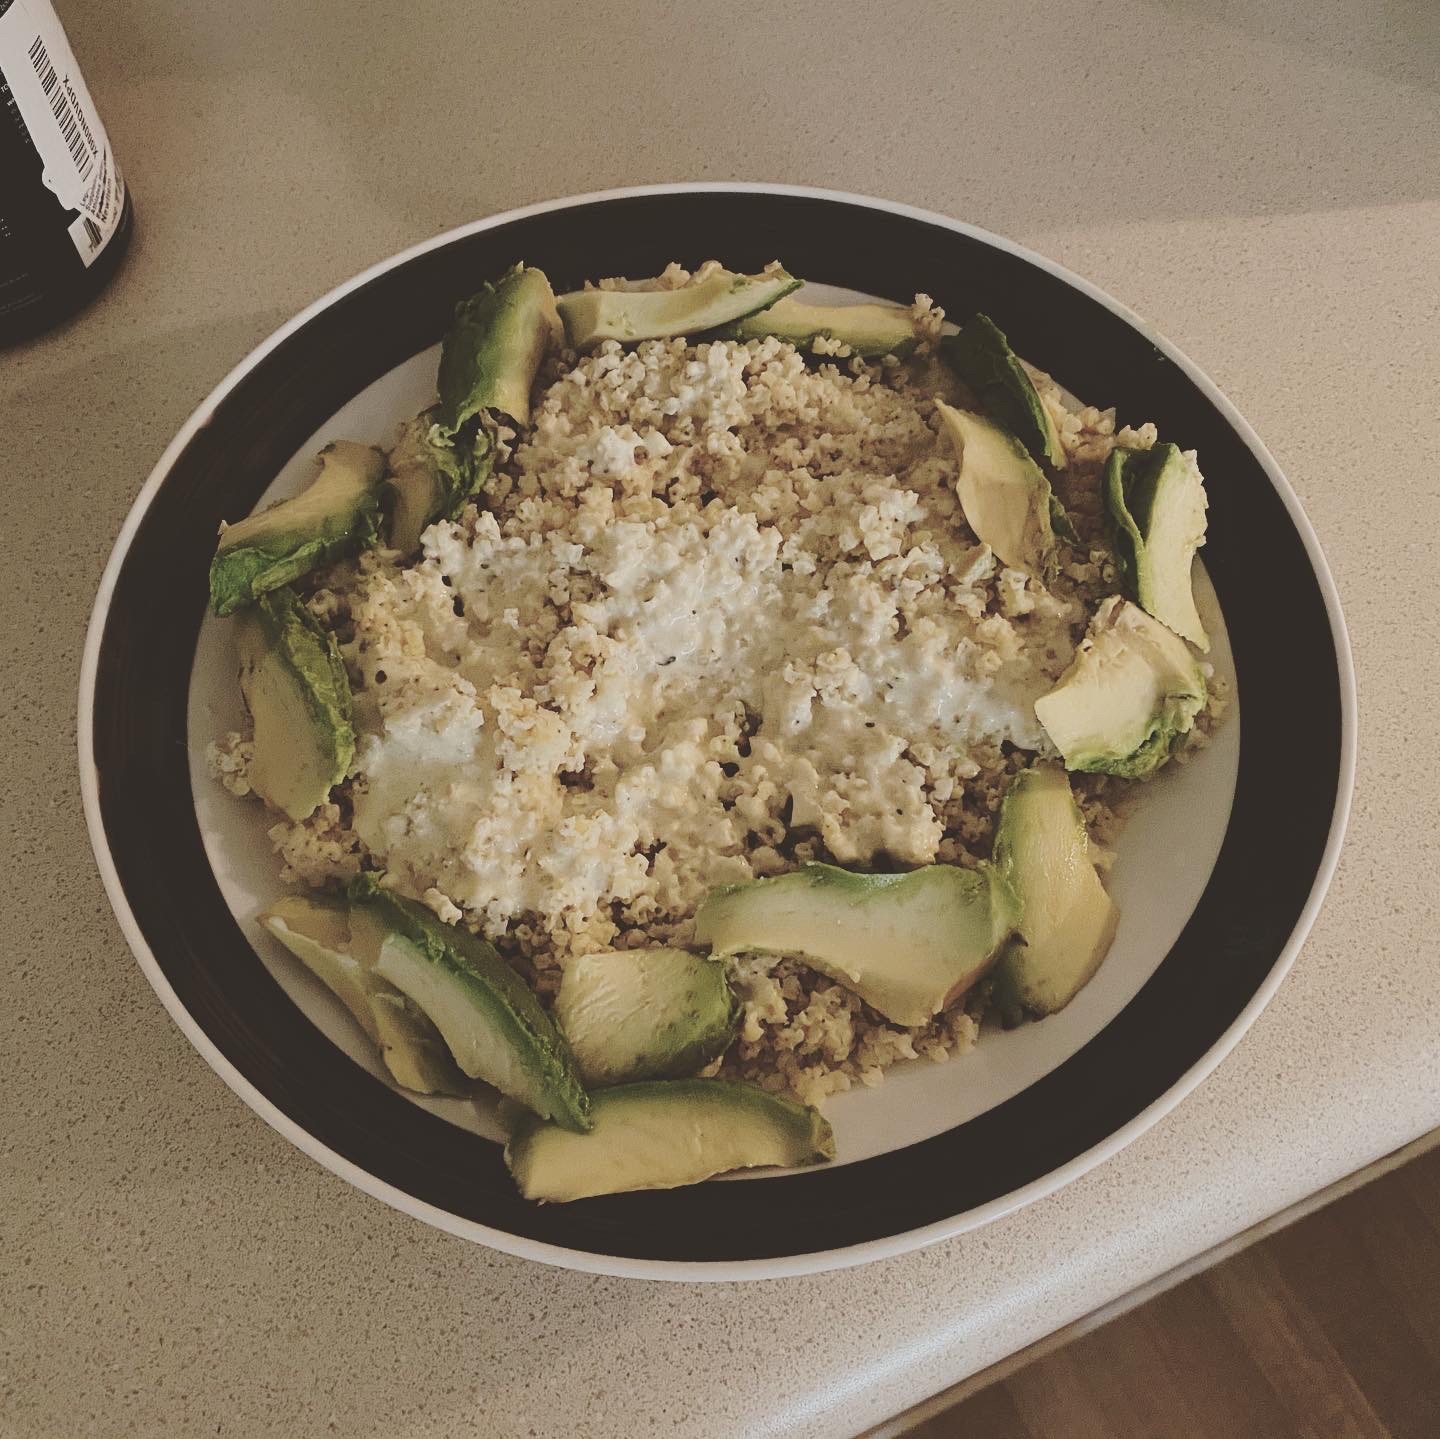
left=1064, top=715, right=1192, bottom=779
left=941, top=314, right=1064, bottom=469
left=1106, top=443, right=1168, bottom=604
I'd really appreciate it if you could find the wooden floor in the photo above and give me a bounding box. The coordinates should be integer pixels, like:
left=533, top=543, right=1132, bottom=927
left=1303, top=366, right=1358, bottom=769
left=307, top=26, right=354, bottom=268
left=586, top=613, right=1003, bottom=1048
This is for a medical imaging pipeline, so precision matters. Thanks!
left=909, top=1145, right=1440, bottom=1439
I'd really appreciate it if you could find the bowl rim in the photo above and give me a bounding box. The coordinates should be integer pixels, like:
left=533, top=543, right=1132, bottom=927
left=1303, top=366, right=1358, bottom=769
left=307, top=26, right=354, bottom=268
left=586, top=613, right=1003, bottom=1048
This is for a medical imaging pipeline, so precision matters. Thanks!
left=77, top=181, right=1357, bottom=1281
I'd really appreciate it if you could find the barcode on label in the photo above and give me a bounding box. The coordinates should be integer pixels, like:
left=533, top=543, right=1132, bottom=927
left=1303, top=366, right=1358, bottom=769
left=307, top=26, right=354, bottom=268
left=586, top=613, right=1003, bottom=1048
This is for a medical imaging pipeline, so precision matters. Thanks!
left=27, top=35, right=95, bottom=182
left=82, top=216, right=102, bottom=250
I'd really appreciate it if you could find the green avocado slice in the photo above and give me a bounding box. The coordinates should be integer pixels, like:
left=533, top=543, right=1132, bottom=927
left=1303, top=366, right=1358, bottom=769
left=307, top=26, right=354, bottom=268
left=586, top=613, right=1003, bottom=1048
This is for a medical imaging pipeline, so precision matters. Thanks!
left=260, top=894, right=470, bottom=1096
left=941, top=313, right=1064, bottom=467
left=390, top=263, right=555, bottom=550
left=554, top=947, right=738, bottom=1088
left=694, top=862, right=1017, bottom=1028
left=556, top=268, right=800, bottom=350
left=1034, top=595, right=1206, bottom=778
left=1105, top=443, right=1210, bottom=651
left=437, top=263, right=562, bottom=431
left=714, top=295, right=917, bottom=357
left=209, top=440, right=385, bottom=616
left=234, top=587, right=354, bottom=822
left=935, top=400, right=1059, bottom=578
left=504, top=1079, right=834, bottom=1202
left=991, top=766, right=1119, bottom=1021
left=348, top=875, right=591, bottom=1131
left=384, top=409, right=495, bottom=555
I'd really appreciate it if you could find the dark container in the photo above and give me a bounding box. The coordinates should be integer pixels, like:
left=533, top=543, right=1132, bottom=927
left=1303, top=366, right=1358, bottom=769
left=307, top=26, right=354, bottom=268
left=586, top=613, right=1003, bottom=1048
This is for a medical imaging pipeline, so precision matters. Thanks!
left=1, top=0, right=133, bottom=346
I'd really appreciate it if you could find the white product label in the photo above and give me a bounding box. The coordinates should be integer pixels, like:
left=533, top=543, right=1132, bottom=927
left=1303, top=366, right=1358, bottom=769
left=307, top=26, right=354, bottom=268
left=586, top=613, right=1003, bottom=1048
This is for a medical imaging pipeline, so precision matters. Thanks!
left=0, top=0, right=124, bottom=266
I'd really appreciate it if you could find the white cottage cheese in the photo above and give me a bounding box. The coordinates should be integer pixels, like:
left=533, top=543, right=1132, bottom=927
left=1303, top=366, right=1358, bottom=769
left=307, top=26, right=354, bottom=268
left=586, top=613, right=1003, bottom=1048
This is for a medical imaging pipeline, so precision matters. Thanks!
left=207, top=291, right=1211, bottom=1106
left=336, top=334, right=1084, bottom=969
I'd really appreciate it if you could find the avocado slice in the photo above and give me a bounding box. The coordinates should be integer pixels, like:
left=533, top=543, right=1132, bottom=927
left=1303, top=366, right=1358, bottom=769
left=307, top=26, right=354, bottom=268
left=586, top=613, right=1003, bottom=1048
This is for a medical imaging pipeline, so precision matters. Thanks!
left=260, top=894, right=469, bottom=1095
left=234, top=587, right=354, bottom=822
left=1105, top=443, right=1210, bottom=651
left=991, top=766, right=1120, bottom=1021
left=941, top=313, right=1064, bottom=468
left=343, top=902, right=478, bottom=1095
left=714, top=295, right=917, bottom=358
left=504, top=1079, right=834, bottom=1202
left=436, top=263, right=562, bottom=431
left=363, top=992, right=472, bottom=1094
left=1034, top=596, right=1206, bottom=778
left=261, top=894, right=380, bottom=1043
left=348, top=876, right=591, bottom=1131
left=935, top=400, right=1060, bottom=578
left=209, top=441, right=385, bottom=616
left=556, top=268, right=801, bottom=350
left=554, top=948, right=739, bottom=1088
left=694, top=862, right=1017, bottom=1029
left=384, top=409, right=496, bottom=555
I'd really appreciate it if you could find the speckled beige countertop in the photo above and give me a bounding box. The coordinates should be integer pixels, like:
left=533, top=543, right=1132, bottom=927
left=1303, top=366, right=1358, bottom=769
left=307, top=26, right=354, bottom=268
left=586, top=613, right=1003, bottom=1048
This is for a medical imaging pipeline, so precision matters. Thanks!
left=4, top=0, right=1438, bottom=1433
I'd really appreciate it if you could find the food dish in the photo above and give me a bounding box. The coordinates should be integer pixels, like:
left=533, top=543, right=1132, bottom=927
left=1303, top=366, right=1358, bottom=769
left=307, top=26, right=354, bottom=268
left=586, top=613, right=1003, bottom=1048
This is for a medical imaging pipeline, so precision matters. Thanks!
left=81, top=186, right=1352, bottom=1277
left=200, top=253, right=1229, bottom=1192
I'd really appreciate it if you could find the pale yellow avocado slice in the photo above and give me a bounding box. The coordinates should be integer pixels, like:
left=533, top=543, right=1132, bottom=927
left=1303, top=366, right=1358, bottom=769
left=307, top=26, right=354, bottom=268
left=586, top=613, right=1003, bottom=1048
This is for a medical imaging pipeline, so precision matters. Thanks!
left=234, top=587, right=354, bottom=823
left=556, top=268, right=800, bottom=349
left=992, top=765, right=1119, bottom=1018
left=260, top=894, right=469, bottom=1096
left=694, top=862, right=1017, bottom=1028
left=935, top=400, right=1057, bottom=577
left=367, top=991, right=473, bottom=1095
left=261, top=895, right=380, bottom=1043
left=553, top=947, right=738, bottom=1088
left=1034, top=596, right=1206, bottom=778
left=504, top=1079, right=833, bottom=1202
